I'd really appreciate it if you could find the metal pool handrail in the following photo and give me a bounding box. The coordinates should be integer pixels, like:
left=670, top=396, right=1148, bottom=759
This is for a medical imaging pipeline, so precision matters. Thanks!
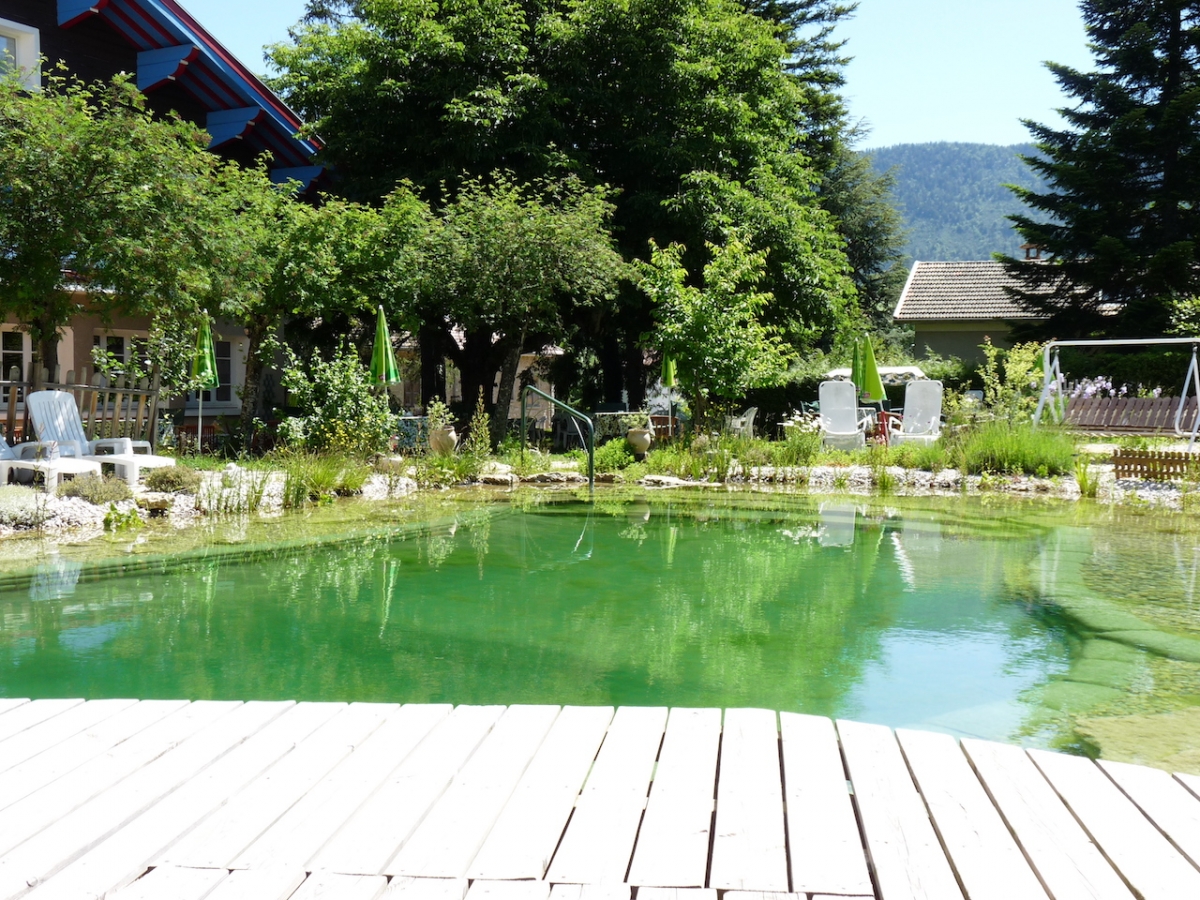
left=520, top=385, right=594, bottom=490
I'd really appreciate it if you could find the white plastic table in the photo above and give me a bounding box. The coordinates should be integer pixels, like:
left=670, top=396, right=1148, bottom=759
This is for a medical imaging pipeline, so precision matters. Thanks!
left=1, top=456, right=101, bottom=492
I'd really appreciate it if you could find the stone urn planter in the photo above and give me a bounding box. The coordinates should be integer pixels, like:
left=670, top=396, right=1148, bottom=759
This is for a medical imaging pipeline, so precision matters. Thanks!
left=626, top=427, right=654, bottom=456
left=428, top=425, right=459, bottom=456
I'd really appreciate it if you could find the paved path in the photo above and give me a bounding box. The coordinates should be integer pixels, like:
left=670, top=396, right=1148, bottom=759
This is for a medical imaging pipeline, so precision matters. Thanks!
left=0, top=700, right=1196, bottom=899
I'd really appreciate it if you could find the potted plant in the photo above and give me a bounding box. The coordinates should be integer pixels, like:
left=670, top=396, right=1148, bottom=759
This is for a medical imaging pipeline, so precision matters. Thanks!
left=424, top=399, right=458, bottom=455
left=622, top=410, right=654, bottom=456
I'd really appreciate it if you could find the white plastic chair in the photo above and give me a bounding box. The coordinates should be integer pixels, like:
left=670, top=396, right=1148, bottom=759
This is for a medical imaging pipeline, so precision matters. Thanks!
left=725, top=406, right=758, bottom=439
left=26, top=390, right=174, bottom=483
left=889, top=380, right=943, bottom=445
left=818, top=381, right=867, bottom=449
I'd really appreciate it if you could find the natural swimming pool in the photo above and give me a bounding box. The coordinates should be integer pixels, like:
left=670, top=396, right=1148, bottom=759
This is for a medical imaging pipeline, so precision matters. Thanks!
left=0, top=491, right=1198, bottom=752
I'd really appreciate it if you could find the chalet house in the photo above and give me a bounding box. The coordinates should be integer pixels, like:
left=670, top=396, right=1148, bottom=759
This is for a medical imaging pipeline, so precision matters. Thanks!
left=892, top=260, right=1044, bottom=363
left=0, top=0, right=320, bottom=421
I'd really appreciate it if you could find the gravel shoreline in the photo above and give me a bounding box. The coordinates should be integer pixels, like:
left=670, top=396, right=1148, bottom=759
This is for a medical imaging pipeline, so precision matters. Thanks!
left=0, top=458, right=1194, bottom=542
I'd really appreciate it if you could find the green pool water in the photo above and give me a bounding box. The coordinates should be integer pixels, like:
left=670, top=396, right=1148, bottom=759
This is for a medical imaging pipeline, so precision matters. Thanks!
left=1, top=491, right=1199, bottom=749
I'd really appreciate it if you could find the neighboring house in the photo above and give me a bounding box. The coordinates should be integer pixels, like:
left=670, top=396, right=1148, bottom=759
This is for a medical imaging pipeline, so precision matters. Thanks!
left=0, top=0, right=320, bottom=421
left=892, top=260, right=1045, bottom=362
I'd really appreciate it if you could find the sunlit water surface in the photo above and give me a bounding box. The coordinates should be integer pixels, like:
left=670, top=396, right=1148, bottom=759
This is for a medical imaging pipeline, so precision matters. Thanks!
left=1, top=492, right=1198, bottom=746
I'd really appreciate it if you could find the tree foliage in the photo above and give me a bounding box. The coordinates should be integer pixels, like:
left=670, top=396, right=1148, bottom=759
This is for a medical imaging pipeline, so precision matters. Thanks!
left=1003, top=0, right=1200, bottom=338
left=415, top=173, right=624, bottom=439
left=0, top=69, right=229, bottom=372
left=271, top=0, right=859, bottom=404
left=639, top=235, right=794, bottom=412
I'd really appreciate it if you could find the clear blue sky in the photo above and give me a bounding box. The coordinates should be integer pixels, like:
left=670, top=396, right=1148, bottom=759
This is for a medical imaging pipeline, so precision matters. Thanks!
left=185, top=0, right=1094, bottom=149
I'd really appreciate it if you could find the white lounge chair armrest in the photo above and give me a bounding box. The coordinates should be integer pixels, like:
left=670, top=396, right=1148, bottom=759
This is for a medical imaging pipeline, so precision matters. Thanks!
left=91, top=438, right=135, bottom=456
left=14, top=441, right=62, bottom=460
left=55, top=440, right=87, bottom=458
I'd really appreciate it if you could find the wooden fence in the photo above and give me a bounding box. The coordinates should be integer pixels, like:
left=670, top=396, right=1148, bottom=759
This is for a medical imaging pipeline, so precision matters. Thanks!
left=1112, top=448, right=1200, bottom=481
left=1065, top=395, right=1199, bottom=434
left=1, top=365, right=161, bottom=449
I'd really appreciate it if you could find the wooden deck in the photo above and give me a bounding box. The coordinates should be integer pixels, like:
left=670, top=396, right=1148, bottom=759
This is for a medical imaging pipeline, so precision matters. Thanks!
left=0, top=701, right=1197, bottom=900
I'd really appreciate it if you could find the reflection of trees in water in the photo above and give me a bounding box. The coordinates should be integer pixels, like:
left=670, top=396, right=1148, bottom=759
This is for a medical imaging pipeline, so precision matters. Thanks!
left=0, top=497, right=1051, bottom=712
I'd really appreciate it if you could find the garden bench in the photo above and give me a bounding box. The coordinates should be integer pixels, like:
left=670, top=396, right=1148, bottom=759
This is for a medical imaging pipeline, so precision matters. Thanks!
left=1063, top=395, right=1198, bottom=435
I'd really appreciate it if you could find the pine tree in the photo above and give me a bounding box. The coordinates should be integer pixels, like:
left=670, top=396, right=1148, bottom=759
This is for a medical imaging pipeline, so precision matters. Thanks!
left=1003, top=1, right=1200, bottom=338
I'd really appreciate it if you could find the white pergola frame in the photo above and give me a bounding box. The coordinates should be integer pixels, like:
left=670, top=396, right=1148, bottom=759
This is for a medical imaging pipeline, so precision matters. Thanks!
left=1033, top=337, right=1200, bottom=450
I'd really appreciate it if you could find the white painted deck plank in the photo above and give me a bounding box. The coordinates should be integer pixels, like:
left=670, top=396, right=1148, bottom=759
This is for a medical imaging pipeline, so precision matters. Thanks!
left=389, top=705, right=561, bottom=878
left=544, top=705, right=668, bottom=884
left=0, top=701, right=292, bottom=899
left=466, top=880, right=552, bottom=900
left=961, top=739, right=1134, bottom=900
left=0, top=698, right=84, bottom=746
left=0, top=700, right=29, bottom=717
left=708, top=708, right=788, bottom=892
left=0, top=698, right=137, bottom=775
left=1099, top=758, right=1200, bottom=870
left=896, top=728, right=1048, bottom=900
left=0, top=700, right=241, bottom=859
left=20, top=701, right=331, bottom=900
left=382, top=877, right=468, bottom=900
left=547, top=885, right=631, bottom=900
left=162, top=702, right=396, bottom=868
left=234, top=705, right=451, bottom=871
left=204, top=865, right=308, bottom=900
left=106, top=865, right=228, bottom=900
left=638, top=889, right=717, bottom=900
left=778, top=713, right=871, bottom=897
left=1175, top=770, right=1200, bottom=801
left=310, top=705, right=506, bottom=876
left=627, top=707, right=721, bottom=888
left=836, top=719, right=962, bottom=900
left=0, top=699, right=185, bottom=812
left=468, top=706, right=614, bottom=881
left=1029, top=747, right=1200, bottom=900
left=290, top=872, right=389, bottom=900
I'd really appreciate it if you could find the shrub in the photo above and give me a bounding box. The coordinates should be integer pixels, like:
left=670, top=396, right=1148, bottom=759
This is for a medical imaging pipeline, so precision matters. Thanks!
left=58, top=473, right=133, bottom=504
left=144, top=466, right=203, bottom=494
left=277, top=342, right=394, bottom=456
left=593, top=438, right=635, bottom=472
left=959, top=422, right=1076, bottom=476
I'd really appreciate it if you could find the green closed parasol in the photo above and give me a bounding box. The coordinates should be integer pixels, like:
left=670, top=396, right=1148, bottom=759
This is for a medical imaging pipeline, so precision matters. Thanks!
left=370, top=305, right=401, bottom=387
left=857, top=334, right=886, bottom=405
left=191, top=314, right=219, bottom=453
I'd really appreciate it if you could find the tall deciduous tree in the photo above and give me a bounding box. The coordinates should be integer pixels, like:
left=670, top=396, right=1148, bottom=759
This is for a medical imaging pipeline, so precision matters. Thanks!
left=415, top=173, right=624, bottom=440
left=271, top=0, right=857, bottom=404
left=213, top=169, right=429, bottom=436
left=1003, top=0, right=1200, bottom=338
left=0, top=69, right=228, bottom=374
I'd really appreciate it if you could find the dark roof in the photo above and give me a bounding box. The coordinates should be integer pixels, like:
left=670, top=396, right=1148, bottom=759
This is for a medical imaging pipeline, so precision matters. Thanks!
left=58, top=0, right=321, bottom=184
left=893, top=261, right=1044, bottom=322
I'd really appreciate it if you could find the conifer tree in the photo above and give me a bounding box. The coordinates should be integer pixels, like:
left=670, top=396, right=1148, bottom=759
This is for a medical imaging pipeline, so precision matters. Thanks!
left=1004, top=1, right=1200, bottom=338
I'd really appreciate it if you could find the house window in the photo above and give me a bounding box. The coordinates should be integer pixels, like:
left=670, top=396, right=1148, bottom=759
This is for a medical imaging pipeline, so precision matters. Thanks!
left=1, top=331, right=25, bottom=382
left=1, top=329, right=30, bottom=407
left=0, top=17, right=40, bottom=90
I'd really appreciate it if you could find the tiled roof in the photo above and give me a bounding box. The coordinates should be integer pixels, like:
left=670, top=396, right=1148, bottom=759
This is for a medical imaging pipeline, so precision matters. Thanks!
left=893, top=261, right=1045, bottom=321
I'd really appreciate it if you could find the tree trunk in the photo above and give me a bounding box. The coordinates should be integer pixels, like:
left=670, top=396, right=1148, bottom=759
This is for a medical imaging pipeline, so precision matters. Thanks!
left=35, top=327, right=58, bottom=387
left=599, top=336, right=624, bottom=404
left=239, top=316, right=270, bottom=444
left=450, top=329, right=502, bottom=420
left=623, top=343, right=647, bottom=411
left=491, top=333, right=524, bottom=446
left=419, top=321, right=446, bottom=408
